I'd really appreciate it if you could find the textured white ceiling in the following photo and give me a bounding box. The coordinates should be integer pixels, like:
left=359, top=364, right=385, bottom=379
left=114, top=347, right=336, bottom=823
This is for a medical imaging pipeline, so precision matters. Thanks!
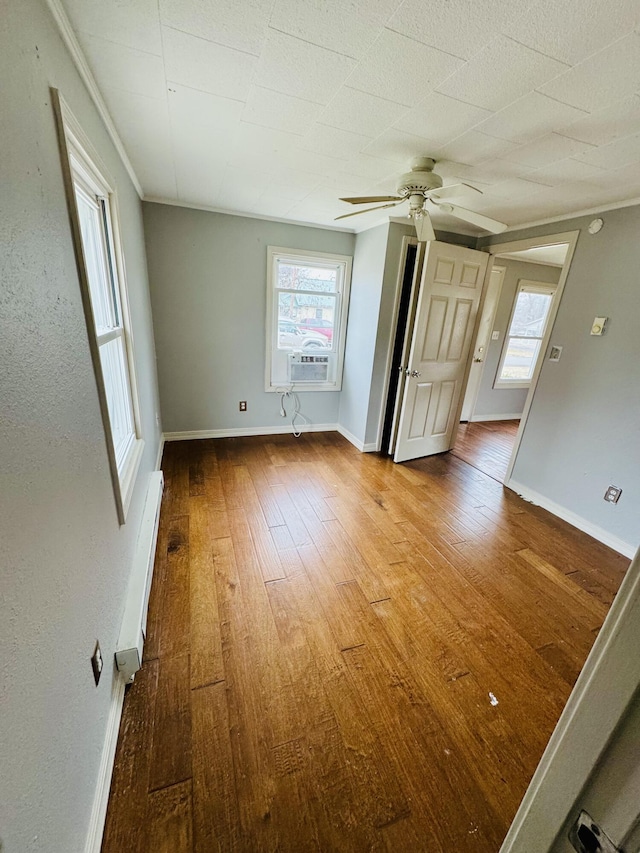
left=61, top=0, right=640, bottom=233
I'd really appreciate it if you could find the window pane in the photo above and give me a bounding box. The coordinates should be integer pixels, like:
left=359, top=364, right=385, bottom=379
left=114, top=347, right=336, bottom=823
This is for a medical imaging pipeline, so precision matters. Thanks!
left=509, top=290, right=553, bottom=337
left=277, top=292, right=334, bottom=350
left=99, top=336, right=135, bottom=471
left=100, top=199, right=120, bottom=326
left=500, top=337, right=541, bottom=381
left=75, top=186, right=117, bottom=332
left=277, top=262, right=338, bottom=292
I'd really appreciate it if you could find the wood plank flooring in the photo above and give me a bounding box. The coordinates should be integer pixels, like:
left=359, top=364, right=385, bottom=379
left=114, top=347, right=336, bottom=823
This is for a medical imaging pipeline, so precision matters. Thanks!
left=452, top=420, right=520, bottom=482
left=102, top=433, right=629, bottom=853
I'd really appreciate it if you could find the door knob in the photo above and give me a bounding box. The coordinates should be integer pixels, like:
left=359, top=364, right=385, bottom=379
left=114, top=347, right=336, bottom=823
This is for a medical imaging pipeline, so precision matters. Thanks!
left=410, top=370, right=421, bottom=378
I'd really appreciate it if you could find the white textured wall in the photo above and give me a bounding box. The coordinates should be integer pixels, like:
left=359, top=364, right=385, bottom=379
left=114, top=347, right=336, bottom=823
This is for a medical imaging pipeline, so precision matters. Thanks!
left=143, top=202, right=355, bottom=433
left=0, top=1, right=161, bottom=850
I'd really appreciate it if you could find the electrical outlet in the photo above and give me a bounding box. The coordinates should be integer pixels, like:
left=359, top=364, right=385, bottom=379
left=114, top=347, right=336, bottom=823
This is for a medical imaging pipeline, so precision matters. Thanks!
left=604, top=485, right=622, bottom=504
left=91, top=641, right=103, bottom=686
left=569, top=810, right=621, bottom=853
left=549, top=345, right=563, bottom=362
left=491, top=330, right=500, bottom=340
left=239, top=401, right=247, bottom=412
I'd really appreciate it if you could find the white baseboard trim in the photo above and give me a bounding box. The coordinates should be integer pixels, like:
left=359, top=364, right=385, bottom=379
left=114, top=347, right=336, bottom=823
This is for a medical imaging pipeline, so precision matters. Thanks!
left=335, top=424, right=378, bottom=452
left=164, top=423, right=338, bottom=441
left=154, top=433, right=165, bottom=471
left=84, top=674, right=126, bottom=853
left=469, top=413, right=523, bottom=422
left=508, top=479, right=637, bottom=559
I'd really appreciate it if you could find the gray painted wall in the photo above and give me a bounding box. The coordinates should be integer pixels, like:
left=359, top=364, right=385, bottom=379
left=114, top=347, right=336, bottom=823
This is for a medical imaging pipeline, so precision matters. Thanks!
left=143, top=202, right=355, bottom=433
left=472, top=258, right=561, bottom=419
left=337, top=223, right=389, bottom=443
left=480, top=206, right=640, bottom=552
left=0, top=1, right=162, bottom=850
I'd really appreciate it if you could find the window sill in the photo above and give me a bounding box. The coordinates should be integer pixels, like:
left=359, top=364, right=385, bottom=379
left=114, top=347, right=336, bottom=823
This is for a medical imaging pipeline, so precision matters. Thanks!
left=493, top=381, right=531, bottom=390
left=119, top=438, right=145, bottom=523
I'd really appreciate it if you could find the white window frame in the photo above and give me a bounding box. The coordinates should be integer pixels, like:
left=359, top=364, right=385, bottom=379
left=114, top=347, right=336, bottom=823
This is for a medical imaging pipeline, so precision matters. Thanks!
left=494, top=279, right=557, bottom=390
left=52, top=90, right=144, bottom=524
left=265, top=246, right=352, bottom=392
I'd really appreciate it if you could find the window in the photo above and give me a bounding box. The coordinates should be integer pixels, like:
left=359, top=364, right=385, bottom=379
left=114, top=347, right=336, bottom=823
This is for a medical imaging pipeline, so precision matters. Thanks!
left=266, top=247, right=352, bottom=391
left=54, top=93, right=143, bottom=523
left=495, top=280, right=556, bottom=388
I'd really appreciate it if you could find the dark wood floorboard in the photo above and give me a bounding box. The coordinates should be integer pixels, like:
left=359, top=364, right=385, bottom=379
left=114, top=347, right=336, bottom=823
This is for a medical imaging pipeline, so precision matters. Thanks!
left=452, top=419, right=520, bottom=482
left=102, top=432, right=629, bottom=853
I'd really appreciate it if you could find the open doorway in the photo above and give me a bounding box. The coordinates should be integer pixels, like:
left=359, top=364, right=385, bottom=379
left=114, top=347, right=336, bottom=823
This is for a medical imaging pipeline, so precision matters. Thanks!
left=378, top=232, right=578, bottom=475
left=452, top=239, right=574, bottom=481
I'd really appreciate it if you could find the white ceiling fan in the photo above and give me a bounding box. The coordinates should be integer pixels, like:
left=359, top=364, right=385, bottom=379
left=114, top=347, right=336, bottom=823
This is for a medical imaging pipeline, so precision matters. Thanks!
left=335, top=157, right=508, bottom=240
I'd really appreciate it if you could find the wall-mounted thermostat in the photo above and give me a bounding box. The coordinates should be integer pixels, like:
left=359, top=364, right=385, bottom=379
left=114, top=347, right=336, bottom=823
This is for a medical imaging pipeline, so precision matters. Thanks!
left=588, top=218, right=604, bottom=234
left=591, top=317, right=608, bottom=336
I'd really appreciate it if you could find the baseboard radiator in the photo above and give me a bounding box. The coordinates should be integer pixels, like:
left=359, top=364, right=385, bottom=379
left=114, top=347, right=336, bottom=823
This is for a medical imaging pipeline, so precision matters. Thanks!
left=115, top=470, right=164, bottom=681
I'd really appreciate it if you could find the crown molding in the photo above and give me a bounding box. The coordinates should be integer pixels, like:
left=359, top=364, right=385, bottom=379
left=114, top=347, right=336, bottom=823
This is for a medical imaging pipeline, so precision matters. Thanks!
left=44, top=0, right=143, bottom=198
left=502, top=194, right=640, bottom=234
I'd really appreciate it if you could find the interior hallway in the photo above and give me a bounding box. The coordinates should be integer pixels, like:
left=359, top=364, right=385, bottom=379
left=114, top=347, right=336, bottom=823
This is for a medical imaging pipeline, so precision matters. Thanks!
left=452, top=419, right=520, bottom=483
left=102, top=433, right=628, bottom=853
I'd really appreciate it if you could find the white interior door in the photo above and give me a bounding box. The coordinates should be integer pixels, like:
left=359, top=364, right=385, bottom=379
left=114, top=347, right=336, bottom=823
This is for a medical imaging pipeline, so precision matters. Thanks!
left=394, top=241, right=489, bottom=463
left=460, top=264, right=505, bottom=421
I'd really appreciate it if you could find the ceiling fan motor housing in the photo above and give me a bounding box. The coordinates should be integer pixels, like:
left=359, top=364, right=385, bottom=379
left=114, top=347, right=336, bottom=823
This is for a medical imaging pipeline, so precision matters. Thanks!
left=397, top=157, right=443, bottom=198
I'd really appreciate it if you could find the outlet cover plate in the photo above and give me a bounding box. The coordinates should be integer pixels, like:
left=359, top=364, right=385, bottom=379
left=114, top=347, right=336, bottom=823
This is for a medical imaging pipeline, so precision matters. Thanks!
left=549, top=345, right=563, bottom=362
left=569, top=810, right=620, bottom=853
left=604, top=485, right=622, bottom=504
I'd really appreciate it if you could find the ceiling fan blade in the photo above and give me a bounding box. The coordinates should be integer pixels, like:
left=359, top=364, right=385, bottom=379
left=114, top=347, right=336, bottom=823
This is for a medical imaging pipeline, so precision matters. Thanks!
left=339, top=195, right=403, bottom=204
left=426, top=182, right=483, bottom=201
left=434, top=202, right=508, bottom=234
left=414, top=210, right=436, bottom=242
left=334, top=201, right=404, bottom=221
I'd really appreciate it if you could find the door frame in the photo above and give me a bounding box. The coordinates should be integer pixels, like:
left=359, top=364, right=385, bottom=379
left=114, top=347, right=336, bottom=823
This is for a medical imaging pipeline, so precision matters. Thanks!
left=459, top=263, right=506, bottom=422
left=480, top=230, right=580, bottom=485
left=374, top=234, right=419, bottom=453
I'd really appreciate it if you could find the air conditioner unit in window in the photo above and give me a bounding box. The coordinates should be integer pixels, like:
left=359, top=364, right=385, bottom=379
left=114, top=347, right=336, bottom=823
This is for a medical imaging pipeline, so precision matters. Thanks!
left=288, top=352, right=330, bottom=383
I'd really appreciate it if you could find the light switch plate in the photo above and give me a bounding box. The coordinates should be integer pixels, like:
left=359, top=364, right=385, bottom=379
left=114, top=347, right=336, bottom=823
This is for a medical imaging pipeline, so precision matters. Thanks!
left=591, top=317, right=608, bottom=336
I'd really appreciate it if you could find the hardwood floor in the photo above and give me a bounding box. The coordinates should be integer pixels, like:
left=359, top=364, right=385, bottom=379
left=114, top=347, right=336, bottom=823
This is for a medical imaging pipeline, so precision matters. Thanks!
left=452, top=420, right=520, bottom=482
left=102, top=433, right=629, bottom=853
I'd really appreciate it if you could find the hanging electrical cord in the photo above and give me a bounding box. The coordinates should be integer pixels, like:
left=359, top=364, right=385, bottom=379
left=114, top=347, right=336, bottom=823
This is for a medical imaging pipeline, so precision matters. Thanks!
left=275, top=386, right=311, bottom=438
